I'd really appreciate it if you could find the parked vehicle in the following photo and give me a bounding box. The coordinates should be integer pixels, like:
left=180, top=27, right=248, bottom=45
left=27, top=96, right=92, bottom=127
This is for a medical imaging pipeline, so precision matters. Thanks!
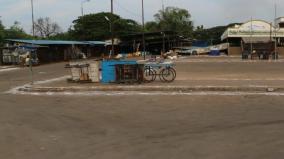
left=176, top=48, right=198, bottom=56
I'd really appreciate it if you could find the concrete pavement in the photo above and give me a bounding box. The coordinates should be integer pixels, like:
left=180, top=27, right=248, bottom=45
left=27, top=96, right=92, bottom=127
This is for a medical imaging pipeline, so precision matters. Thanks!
left=1, top=57, right=284, bottom=159
left=9, top=56, right=284, bottom=95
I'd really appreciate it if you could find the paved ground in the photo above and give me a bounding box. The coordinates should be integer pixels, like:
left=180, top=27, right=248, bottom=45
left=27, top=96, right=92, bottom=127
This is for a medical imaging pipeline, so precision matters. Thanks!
left=31, top=56, right=284, bottom=89
left=1, top=57, right=284, bottom=159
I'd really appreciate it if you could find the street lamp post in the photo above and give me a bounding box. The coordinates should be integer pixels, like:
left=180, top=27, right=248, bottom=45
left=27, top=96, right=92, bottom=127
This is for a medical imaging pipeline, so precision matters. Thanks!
left=105, top=16, right=115, bottom=58
left=81, top=0, right=90, bottom=16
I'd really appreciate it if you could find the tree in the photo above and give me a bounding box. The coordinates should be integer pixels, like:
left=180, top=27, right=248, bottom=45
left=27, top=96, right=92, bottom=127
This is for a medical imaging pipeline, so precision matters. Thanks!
left=34, top=17, right=62, bottom=38
left=145, top=21, right=159, bottom=32
left=114, top=19, right=142, bottom=36
left=48, top=32, right=72, bottom=40
left=193, top=23, right=242, bottom=44
left=0, top=20, right=5, bottom=45
left=69, top=12, right=142, bottom=40
left=5, top=21, right=31, bottom=39
left=146, top=7, right=194, bottom=37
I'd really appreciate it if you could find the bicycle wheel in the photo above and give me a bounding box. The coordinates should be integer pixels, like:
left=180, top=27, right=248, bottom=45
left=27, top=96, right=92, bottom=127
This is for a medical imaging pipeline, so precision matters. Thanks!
left=169, top=67, right=177, bottom=79
left=160, top=68, right=176, bottom=82
left=144, top=68, right=156, bottom=82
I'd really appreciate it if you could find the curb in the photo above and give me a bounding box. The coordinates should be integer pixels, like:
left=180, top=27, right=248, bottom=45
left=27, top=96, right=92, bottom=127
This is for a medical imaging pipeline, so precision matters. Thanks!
left=18, top=86, right=284, bottom=93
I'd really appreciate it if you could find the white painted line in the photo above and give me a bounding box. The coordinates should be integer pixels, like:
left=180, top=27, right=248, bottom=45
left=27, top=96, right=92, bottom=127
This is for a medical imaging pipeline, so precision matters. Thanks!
left=6, top=75, right=70, bottom=94
left=6, top=75, right=284, bottom=97
left=0, top=66, right=18, bottom=69
left=0, top=68, right=20, bottom=73
left=33, top=76, right=70, bottom=85
left=177, top=78, right=284, bottom=81
left=9, top=91, right=284, bottom=96
left=176, top=59, right=284, bottom=63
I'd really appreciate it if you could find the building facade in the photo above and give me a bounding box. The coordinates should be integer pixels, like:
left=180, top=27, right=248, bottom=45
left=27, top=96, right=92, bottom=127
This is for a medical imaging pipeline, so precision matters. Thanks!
left=221, top=18, right=284, bottom=56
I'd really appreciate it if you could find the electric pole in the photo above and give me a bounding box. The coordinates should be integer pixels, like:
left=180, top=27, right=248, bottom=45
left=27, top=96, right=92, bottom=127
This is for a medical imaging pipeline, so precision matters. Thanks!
left=142, top=0, right=146, bottom=60
left=30, top=0, right=35, bottom=84
left=274, top=3, right=277, bottom=60
left=111, top=0, right=113, bottom=13
left=162, top=0, right=165, bottom=11
left=81, top=0, right=91, bottom=16
left=31, top=0, right=35, bottom=37
left=81, top=2, right=83, bottom=16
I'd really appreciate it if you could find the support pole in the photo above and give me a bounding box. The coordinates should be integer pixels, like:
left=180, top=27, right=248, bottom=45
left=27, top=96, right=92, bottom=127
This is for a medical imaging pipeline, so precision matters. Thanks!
left=29, top=51, right=34, bottom=85
left=162, top=0, right=165, bottom=12
left=111, top=22, right=114, bottom=58
left=274, top=3, right=277, bottom=60
left=250, top=17, right=253, bottom=60
left=162, top=32, right=166, bottom=53
left=31, top=0, right=35, bottom=37
left=30, top=0, right=34, bottom=84
left=81, top=2, right=84, bottom=16
left=142, top=0, right=146, bottom=60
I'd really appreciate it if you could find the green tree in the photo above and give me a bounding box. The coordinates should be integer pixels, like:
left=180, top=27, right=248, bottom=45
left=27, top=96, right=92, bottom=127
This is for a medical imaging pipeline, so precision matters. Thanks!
left=5, top=21, right=31, bottom=39
left=70, top=12, right=142, bottom=40
left=146, top=7, right=194, bottom=37
left=48, top=32, right=72, bottom=40
left=0, top=20, right=5, bottom=46
left=145, top=21, right=159, bottom=32
left=193, top=23, right=242, bottom=44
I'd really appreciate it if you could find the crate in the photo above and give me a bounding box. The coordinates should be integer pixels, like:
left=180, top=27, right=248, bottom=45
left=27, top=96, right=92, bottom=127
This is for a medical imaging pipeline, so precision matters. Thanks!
left=115, top=64, right=144, bottom=84
left=67, top=61, right=100, bottom=83
left=101, top=60, right=137, bottom=83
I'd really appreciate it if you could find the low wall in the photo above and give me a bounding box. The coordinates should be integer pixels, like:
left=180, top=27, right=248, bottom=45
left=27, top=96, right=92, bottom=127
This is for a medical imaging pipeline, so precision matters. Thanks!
left=228, top=47, right=242, bottom=56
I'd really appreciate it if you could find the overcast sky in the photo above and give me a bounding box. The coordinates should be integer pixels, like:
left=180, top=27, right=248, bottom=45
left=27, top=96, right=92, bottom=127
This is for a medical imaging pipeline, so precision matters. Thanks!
left=0, top=0, right=283, bottom=33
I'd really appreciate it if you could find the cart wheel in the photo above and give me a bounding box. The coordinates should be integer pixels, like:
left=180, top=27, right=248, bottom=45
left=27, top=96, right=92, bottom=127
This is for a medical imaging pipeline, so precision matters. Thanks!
left=144, top=68, right=156, bottom=82
left=160, top=68, right=176, bottom=83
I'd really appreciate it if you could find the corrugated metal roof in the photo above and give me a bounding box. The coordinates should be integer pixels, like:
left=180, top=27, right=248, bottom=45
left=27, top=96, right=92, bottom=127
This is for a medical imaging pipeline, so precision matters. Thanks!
left=86, top=41, right=108, bottom=45
left=6, top=39, right=106, bottom=46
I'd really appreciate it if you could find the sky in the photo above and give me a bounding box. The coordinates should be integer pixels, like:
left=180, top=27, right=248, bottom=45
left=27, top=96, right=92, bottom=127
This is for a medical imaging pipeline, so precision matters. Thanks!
left=0, top=0, right=283, bottom=33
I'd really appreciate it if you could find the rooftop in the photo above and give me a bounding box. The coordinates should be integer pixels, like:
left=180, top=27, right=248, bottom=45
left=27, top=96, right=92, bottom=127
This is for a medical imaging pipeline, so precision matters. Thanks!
left=5, top=39, right=107, bottom=46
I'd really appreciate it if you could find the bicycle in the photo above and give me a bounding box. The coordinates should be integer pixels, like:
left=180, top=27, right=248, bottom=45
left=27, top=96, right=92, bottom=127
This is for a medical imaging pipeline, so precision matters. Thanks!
left=143, top=62, right=176, bottom=83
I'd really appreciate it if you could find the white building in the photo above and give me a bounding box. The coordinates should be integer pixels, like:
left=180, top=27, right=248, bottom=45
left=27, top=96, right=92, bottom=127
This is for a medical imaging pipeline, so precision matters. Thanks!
left=221, top=18, right=284, bottom=56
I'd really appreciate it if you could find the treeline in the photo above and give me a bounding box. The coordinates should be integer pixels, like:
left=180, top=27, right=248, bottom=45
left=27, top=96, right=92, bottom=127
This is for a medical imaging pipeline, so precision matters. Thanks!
left=0, top=21, right=32, bottom=46
left=0, top=7, right=238, bottom=46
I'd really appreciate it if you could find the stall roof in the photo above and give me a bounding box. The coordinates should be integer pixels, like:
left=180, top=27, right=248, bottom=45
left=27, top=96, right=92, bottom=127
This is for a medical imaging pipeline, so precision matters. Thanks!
left=86, top=41, right=108, bottom=45
left=5, top=39, right=106, bottom=46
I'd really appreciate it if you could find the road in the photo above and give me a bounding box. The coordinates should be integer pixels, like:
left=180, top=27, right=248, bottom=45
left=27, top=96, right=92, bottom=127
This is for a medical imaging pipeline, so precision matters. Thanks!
left=1, top=59, right=284, bottom=159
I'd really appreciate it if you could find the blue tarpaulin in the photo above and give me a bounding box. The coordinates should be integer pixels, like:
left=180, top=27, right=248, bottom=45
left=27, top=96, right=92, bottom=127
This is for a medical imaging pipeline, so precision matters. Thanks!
left=209, top=49, right=221, bottom=56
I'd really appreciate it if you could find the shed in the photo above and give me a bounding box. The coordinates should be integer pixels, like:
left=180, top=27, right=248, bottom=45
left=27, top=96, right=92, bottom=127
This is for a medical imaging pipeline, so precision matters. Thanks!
left=4, top=39, right=107, bottom=63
